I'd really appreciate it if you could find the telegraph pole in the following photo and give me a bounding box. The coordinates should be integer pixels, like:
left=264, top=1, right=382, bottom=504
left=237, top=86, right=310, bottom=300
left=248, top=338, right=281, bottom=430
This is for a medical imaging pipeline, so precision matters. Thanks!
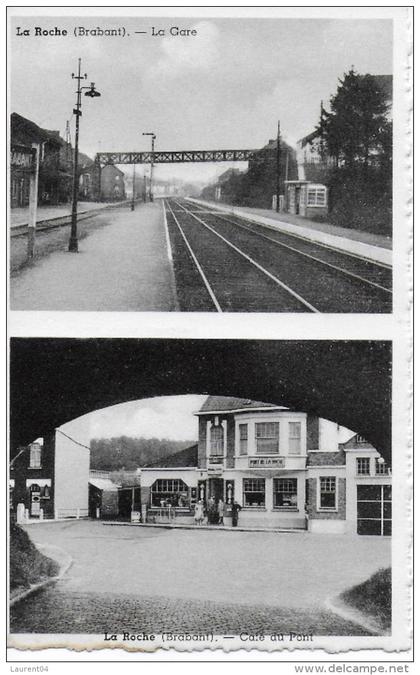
left=276, top=120, right=281, bottom=213
left=68, top=58, right=101, bottom=252
left=142, top=132, right=156, bottom=201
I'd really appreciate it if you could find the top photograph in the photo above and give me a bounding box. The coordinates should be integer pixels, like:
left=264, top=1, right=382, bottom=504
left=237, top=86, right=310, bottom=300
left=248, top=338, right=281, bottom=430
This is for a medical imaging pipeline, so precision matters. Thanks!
left=9, top=12, right=396, bottom=313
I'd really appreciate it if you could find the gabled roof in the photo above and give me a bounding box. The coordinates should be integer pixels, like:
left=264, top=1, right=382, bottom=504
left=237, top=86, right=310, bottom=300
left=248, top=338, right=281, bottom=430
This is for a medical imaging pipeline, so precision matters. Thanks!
left=339, top=434, right=376, bottom=451
left=11, top=113, right=61, bottom=147
left=197, top=395, right=283, bottom=415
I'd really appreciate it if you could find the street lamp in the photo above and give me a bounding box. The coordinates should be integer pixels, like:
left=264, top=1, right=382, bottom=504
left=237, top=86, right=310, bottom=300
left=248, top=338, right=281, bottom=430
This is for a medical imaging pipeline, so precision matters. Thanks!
left=142, top=132, right=156, bottom=202
left=68, top=58, right=101, bottom=252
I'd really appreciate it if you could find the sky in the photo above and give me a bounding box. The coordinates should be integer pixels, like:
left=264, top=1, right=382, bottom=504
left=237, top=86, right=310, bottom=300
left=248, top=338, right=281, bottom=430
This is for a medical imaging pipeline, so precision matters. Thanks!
left=10, top=14, right=393, bottom=184
left=74, top=395, right=206, bottom=442
left=57, top=394, right=355, bottom=446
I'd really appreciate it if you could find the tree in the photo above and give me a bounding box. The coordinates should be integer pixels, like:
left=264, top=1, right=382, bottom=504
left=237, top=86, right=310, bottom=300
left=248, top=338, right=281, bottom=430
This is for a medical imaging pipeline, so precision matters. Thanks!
left=320, top=68, right=391, bottom=173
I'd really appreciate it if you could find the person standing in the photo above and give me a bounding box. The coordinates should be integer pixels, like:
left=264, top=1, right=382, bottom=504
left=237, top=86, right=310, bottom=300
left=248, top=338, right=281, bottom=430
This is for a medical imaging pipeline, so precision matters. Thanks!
left=217, top=498, right=225, bottom=525
left=194, top=500, right=204, bottom=525
left=231, top=500, right=241, bottom=527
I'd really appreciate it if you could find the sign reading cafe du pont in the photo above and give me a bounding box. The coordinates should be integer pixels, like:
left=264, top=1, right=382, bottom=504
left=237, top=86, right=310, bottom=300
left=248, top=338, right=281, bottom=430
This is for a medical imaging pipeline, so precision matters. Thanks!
left=248, top=457, right=285, bottom=468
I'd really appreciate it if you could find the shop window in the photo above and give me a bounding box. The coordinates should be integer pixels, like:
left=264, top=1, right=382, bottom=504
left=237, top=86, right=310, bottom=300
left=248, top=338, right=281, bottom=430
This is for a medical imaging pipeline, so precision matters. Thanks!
left=151, top=479, right=189, bottom=508
left=319, top=476, right=337, bottom=510
left=29, top=444, right=41, bottom=469
left=255, top=422, right=279, bottom=454
left=307, top=187, right=326, bottom=207
left=239, top=424, right=248, bottom=455
left=288, top=422, right=301, bottom=455
left=243, top=478, right=265, bottom=507
left=210, top=425, right=224, bottom=457
left=357, top=457, right=371, bottom=475
left=274, top=478, right=298, bottom=509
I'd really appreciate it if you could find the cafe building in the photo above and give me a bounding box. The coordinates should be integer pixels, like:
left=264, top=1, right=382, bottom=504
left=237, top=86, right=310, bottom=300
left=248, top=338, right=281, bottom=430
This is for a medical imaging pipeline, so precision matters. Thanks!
left=138, top=396, right=391, bottom=535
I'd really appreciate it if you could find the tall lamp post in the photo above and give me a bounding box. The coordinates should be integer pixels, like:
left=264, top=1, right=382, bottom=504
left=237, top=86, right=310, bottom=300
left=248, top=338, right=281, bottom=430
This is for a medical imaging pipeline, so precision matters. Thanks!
left=69, top=58, right=101, bottom=252
left=142, top=132, right=156, bottom=202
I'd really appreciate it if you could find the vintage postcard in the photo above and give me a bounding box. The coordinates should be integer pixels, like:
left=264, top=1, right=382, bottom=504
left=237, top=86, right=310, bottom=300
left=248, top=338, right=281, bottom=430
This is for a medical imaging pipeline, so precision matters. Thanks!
left=6, top=3, right=413, bottom=666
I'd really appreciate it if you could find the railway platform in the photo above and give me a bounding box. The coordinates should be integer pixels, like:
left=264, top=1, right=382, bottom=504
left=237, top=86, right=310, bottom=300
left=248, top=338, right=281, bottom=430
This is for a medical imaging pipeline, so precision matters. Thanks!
left=10, top=201, right=178, bottom=312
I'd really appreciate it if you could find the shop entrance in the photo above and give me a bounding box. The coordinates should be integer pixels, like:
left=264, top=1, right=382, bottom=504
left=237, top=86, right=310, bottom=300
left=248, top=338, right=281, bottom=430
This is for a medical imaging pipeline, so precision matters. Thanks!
left=208, top=478, right=224, bottom=502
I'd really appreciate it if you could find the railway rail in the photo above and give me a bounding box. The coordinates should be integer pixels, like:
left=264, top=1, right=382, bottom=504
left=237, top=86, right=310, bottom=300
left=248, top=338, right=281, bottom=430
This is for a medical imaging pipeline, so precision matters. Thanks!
left=164, top=198, right=392, bottom=313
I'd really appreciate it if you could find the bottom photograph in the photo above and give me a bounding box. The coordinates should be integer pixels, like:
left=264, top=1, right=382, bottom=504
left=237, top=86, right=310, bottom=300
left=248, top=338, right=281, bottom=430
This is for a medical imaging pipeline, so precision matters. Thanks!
left=8, top=338, right=396, bottom=652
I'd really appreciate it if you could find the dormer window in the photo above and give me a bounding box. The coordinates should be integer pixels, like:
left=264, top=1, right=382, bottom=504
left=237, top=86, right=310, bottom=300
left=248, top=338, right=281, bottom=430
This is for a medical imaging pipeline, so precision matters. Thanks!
left=255, top=422, right=279, bottom=454
left=29, top=444, right=41, bottom=469
left=210, top=425, right=224, bottom=457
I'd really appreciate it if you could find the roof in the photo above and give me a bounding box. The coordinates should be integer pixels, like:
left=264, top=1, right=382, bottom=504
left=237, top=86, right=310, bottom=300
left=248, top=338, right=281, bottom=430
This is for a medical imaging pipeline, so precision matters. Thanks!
left=197, top=395, right=282, bottom=415
left=339, top=434, right=376, bottom=451
left=89, top=477, right=120, bottom=492
left=11, top=113, right=61, bottom=147
left=146, top=444, right=198, bottom=468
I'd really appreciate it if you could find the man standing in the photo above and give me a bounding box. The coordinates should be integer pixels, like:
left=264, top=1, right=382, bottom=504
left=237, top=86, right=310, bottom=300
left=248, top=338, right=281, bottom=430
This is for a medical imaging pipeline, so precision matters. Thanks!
left=231, top=500, right=241, bottom=527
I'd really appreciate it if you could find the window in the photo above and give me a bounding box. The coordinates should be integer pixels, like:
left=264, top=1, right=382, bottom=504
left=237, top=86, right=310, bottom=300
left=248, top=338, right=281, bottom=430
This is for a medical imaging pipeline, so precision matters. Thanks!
left=375, top=458, right=387, bottom=475
left=151, top=479, right=189, bottom=507
left=29, top=444, right=41, bottom=469
left=288, top=422, right=301, bottom=455
left=255, top=422, right=279, bottom=454
left=274, top=478, right=298, bottom=509
left=319, top=477, right=337, bottom=509
left=239, top=424, right=248, bottom=455
left=243, top=478, right=265, bottom=507
left=210, top=425, right=224, bottom=457
left=307, top=186, right=326, bottom=207
left=357, top=457, right=371, bottom=475
left=356, top=434, right=366, bottom=443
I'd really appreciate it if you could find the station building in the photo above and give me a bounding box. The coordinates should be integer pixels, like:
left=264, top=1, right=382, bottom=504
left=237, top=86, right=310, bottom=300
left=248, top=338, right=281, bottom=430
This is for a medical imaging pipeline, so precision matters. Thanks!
left=139, top=396, right=391, bottom=536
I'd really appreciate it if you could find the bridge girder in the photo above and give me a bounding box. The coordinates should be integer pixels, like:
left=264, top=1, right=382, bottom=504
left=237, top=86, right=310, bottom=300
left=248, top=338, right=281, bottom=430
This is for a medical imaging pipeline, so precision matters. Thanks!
left=95, top=149, right=257, bottom=165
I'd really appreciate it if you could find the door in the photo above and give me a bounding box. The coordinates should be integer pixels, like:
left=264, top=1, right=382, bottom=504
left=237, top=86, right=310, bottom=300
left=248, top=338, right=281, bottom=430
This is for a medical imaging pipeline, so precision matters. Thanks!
left=295, top=187, right=301, bottom=214
left=208, top=478, right=224, bottom=503
left=357, top=484, right=392, bottom=535
left=30, top=484, right=41, bottom=517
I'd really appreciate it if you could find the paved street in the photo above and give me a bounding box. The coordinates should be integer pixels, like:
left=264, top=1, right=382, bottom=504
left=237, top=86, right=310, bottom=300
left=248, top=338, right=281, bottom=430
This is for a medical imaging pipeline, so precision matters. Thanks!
left=10, top=521, right=390, bottom=635
left=10, top=203, right=177, bottom=311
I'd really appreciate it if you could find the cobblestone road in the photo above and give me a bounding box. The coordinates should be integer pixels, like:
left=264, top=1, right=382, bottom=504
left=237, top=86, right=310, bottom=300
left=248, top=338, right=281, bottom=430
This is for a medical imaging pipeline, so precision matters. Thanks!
left=10, top=521, right=390, bottom=635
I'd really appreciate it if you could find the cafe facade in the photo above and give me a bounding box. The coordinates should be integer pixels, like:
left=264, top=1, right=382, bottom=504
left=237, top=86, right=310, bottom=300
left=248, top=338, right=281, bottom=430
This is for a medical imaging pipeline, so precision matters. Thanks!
left=138, top=397, right=391, bottom=536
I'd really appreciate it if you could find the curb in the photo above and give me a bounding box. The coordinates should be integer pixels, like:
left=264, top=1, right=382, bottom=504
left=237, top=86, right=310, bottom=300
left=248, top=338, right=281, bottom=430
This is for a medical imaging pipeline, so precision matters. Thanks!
left=325, top=595, right=389, bottom=636
left=10, top=543, right=73, bottom=607
left=187, top=198, right=392, bottom=266
left=102, top=521, right=304, bottom=534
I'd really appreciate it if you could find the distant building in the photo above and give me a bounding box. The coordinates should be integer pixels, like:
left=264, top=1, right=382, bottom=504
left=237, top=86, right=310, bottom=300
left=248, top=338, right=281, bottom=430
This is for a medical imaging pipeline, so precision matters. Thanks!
left=100, top=164, right=126, bottom=201
left=10, top=427, right=90, bottom=521
left=137, top=396, right=391, bottom=535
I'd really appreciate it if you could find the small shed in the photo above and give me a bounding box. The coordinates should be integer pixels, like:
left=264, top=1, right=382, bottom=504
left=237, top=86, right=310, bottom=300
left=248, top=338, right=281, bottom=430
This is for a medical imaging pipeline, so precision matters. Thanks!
left=88, top=477, right=120, bottom=519
left=285, top=180, right=328, bottom=219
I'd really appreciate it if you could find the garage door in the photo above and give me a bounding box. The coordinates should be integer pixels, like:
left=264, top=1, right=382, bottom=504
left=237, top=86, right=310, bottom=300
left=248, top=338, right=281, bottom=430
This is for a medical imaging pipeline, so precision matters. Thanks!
left=357, top=484, right=392, bottom=536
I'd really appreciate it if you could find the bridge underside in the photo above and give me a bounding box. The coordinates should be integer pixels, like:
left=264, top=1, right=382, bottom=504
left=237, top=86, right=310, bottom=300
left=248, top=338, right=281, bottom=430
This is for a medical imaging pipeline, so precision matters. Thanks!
left=10, top=339, right=392, bottom=462
left=95, top=149, right=257, bottom=165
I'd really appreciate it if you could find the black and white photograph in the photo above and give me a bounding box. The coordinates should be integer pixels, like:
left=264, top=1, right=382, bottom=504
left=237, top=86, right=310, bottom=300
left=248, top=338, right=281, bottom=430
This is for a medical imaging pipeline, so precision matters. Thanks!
left=9, top=338, right=396, bottom=650
left=9, top=9, right=395, bottom=313
left=6, top=4, right=413, bottom=666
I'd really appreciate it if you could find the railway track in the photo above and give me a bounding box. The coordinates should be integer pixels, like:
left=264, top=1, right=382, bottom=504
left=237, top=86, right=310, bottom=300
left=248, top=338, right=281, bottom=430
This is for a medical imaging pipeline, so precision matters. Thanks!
left=164, top=198, right=392, bottom=313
